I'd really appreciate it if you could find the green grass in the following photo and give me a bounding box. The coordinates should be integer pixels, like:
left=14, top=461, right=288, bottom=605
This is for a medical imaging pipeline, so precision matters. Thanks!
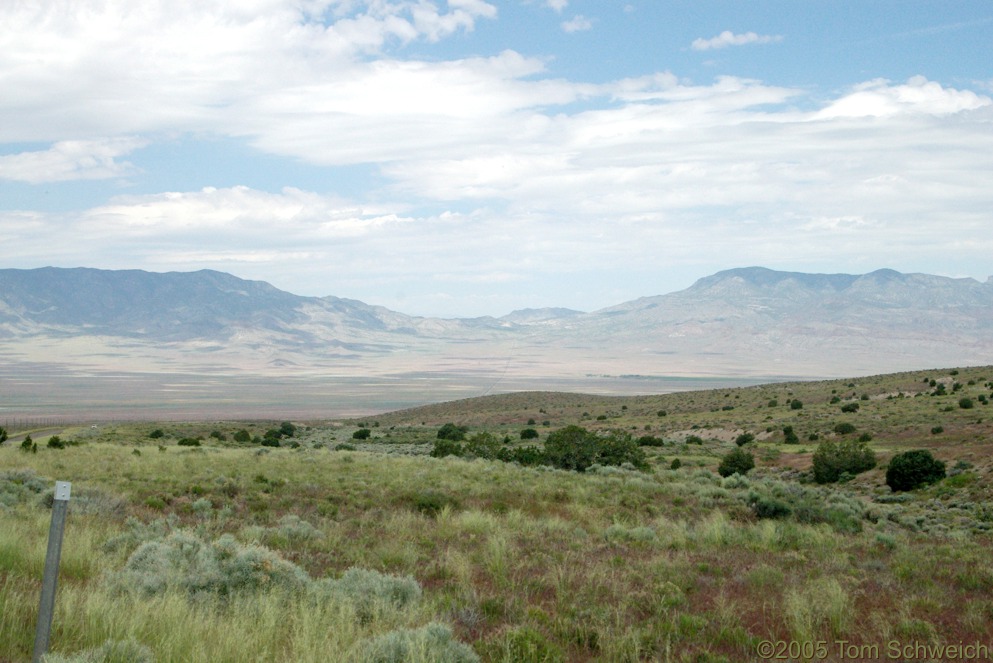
left=2, top=364, right=992, bottom=661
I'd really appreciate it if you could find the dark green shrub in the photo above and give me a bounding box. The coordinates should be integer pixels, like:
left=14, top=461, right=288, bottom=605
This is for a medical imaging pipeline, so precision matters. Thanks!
left=886, top=450, right=946, bottom=491
left=149, top=429, right=164, bottom=439
left=436, top=423, right=467, bottom=441
left=717, top=448, right=754, bottom=477
left=352, top=428, right=372, bottom=440
left=840, top=402, right=859, bottom=413
left=782, top=425, right=800, bottom=445
left=405, top=490, right=459, bottom=517
left=47, top=435, right=65, bottom=449
left=930, top=426, right=944, bottom=435
left=260, top=436, right=280, bottom=448
left=177, top=437, right=201, bottom=447
left=685, top=435, right=704, bottom=445
left=520, top=428, right=539, bottom=440
left=751, top=495, right=791, bottom=519
left=20, top=436, right=35, bottom=453
left=279, top=421, right=297, bottom=437
left=790, top=399, right=803, bottom=410
left=767, top=399, right=778, bottom=407
left=670, top=458, right=682, bottom=470
left=209, top=431, right=226, bottom=441
left=264, top=429, right=284, bottom=443
left=430, top=438, right=464, bottom=458
left=657, top=410, right=667, bottom=417
left=596, top=431, right=649, bottom=470
left=464, top=432, right=500, bottom=460
left=734, top=433, right=755, bottom=446
left=543, top=425, right=600, bottom=472
left=811, top=438, right=875, bottom=483
left=496, top=445, right=544, bottom=466
left=959, top=397, right=974, bottom=409
left=233, top=429, right=251, bottom=443
left=527, top=418, right=536, bottom=426
left=833, top=422, right=857, bottom=435
left=636, top=435, right=664, bottom=447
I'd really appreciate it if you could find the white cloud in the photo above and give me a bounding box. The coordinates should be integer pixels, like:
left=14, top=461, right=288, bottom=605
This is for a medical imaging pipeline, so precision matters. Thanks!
left=545, top=0, right=568, bottom=12
left=0, top=0, right=499, bottom=142
left=561, top=15, right=593, bottom=33
left=0, top=138, right=145, bottom=183
left=815, top=76, right=991, bottom=118
left=691, top=30, right=783, bottom=51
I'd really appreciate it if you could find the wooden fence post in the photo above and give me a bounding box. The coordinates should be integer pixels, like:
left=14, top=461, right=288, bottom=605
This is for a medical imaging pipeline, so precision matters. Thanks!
left=32, top=481, right=71, bottom=663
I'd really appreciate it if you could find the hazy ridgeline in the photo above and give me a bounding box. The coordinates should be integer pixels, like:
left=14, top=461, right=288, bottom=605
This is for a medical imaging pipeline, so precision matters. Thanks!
left=1, top=366, right=992, bottom=661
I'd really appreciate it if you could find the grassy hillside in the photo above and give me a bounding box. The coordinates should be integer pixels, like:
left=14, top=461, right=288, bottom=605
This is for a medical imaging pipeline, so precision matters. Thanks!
left=1, top=366, right=991, bottom=661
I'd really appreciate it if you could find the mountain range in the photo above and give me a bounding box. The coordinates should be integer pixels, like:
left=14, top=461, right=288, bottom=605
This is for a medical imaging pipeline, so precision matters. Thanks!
left=1, top=266, right=991, bottom=418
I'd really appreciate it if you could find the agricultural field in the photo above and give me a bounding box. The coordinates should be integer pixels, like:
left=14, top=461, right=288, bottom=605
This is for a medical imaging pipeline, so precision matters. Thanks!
left=1, top=366, right=992, bottom=662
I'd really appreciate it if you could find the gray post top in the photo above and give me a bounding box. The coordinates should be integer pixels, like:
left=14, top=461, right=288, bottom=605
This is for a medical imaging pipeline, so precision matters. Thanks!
left=54, top=481, right=71, bottom=501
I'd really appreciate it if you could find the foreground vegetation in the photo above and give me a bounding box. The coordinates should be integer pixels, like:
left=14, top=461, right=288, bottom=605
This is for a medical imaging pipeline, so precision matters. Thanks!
left=1, top=366, right=992, bottom=661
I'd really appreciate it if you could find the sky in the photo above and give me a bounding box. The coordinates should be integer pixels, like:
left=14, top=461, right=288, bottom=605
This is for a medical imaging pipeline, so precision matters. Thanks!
left=1, top=0, right=992, bottom=318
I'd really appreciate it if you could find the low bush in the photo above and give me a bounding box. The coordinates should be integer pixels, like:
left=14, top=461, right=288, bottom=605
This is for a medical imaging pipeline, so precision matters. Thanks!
left=717, top=448, right=754, bottom=477
left=519, top=428, right=539, bottom=440
left=176, top=437, right=201, bottom=447
left=403, top=490, right=459, bottom=517
left=436, top=423, right=467, bottom=441
left=750, top=495, right=792, bottom=519
left=886, top=450, right=946, bottom=492
left=311, top=567, right=422, bottom=623
left=430, top=438, right=464, bottom=458
left=811, top=438, right=875, bottom=484
left=113, top=531, right=310, bottom=598
left=464, top=432, right=501, bottom=460
left=734, top=433, right=755, bottom=446
left=496, top=445, right=544, bottom=466
left=352, top=622, right=478, bottom=663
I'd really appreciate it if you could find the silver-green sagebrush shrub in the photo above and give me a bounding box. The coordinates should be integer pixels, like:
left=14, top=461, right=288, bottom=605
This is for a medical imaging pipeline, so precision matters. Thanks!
left=0, top=469, right=49, bottom=507
left=113, top=531, right=309, bottom=598
left=43, top=639, right=154, bottom=663
left=352, top=622, right=479, bottom=663
left=310, top=567, right=422, bottom=622
left=269, top=514, right=322, bottom=544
